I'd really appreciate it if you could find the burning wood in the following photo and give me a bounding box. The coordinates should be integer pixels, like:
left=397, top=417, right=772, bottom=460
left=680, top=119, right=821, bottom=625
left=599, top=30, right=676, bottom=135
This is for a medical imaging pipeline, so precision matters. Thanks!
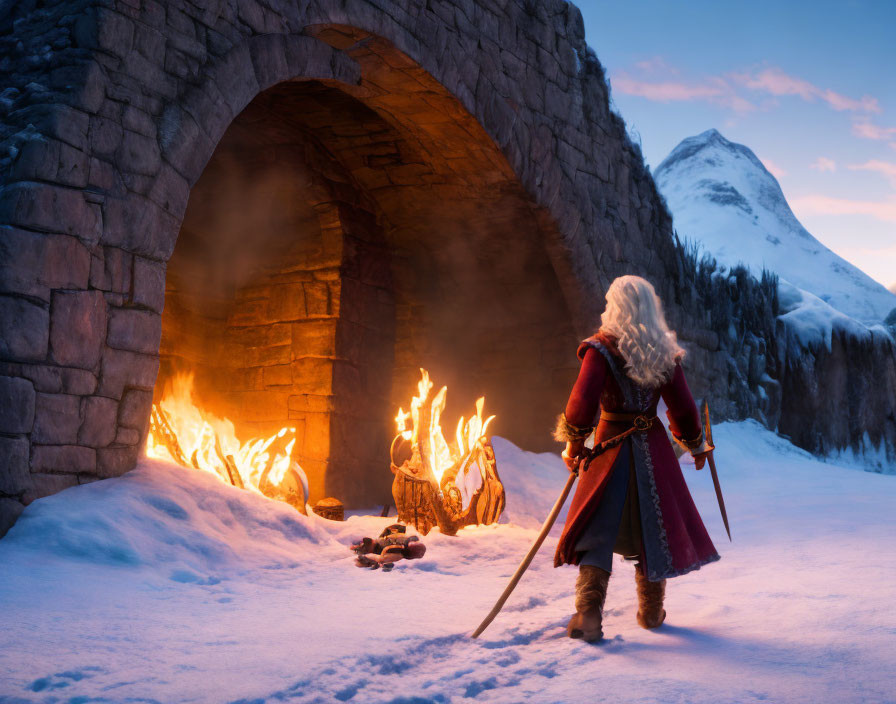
left=390, top=370, right=505, bottom=536
left=146, top=374, right=308, bottom=513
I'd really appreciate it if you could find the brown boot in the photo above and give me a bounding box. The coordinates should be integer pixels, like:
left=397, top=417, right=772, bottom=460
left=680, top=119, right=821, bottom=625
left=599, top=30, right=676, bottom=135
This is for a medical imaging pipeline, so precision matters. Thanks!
left=567, top=565, right=610, bottom=642
left=634, top=567, right=666, bottom=629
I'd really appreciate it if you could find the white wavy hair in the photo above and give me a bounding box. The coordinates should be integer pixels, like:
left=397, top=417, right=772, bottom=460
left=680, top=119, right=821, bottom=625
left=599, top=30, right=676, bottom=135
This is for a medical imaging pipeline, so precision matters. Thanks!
left=599, top=275, right=685, bottom=388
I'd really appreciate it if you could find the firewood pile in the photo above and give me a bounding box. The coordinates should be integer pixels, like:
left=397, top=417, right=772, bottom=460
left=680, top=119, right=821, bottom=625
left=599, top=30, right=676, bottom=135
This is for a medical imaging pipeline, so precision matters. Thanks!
left=148, top=402, right=308, bottom=514
left=389, top=370, right=505, bottom=536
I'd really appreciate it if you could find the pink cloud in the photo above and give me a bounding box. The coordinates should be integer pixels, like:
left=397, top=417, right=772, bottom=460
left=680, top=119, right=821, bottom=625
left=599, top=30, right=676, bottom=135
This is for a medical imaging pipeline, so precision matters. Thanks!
left=615, top=63, right=880, bottom=119
left=736, top=67, right=880, bottom=113
left=633, top=57, right=679, bottom=75
left=612, top=73, right=755, bottom=113
left=740, top=68, right=815, bottom=100
left=853, top=120, right=896, bottom=141
left=790, top=194, right=896, bottom=224
left=848, top=160, right=896, bottom=187
left=810, top=157, right=837, bottom=173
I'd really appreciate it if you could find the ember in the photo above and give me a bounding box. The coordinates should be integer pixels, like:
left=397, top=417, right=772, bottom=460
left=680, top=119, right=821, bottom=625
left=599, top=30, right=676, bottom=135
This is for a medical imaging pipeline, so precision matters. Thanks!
left=146, top=374, right=309, bottom=513
left=391, top=370, right=505, bottom=535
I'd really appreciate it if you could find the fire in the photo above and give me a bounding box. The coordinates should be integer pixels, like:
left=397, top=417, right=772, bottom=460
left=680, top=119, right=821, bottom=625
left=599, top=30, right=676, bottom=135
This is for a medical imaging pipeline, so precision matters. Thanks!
left=394, top=369, right=495, bottom=486
left=146, top=374, right=308, bottom=509
left=391, top=369, right=504, bottom=535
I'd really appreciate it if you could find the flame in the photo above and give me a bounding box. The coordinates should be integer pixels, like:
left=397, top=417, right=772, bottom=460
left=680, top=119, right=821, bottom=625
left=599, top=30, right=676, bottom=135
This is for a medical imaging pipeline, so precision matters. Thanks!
left=146, top=373, right=300, bottom=496
left=394, top=369, right=495, bottom=485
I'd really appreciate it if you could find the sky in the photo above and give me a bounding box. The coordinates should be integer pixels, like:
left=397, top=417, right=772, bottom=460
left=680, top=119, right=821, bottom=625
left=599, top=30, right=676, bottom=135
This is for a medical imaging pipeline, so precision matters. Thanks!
left=576, top=0, right=896, bottom=291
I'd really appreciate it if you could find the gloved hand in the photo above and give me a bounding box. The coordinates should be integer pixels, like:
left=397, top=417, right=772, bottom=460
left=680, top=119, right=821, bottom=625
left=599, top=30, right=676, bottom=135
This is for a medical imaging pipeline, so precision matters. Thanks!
left=693, top=449, right=713, bottom=471
left=562, top=439, right=586, bottom=473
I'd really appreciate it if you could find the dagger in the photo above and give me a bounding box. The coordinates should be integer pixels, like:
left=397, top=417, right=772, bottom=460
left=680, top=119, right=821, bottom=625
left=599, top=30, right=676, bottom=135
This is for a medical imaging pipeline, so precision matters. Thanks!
left=700, top=399, right=732, bottom=542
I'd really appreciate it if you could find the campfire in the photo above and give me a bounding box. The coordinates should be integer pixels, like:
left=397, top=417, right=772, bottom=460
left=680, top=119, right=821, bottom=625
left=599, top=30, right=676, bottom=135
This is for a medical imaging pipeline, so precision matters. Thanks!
left=390, top=370, right=505, bottom=535
left=146, top=374, right=309, bottom=513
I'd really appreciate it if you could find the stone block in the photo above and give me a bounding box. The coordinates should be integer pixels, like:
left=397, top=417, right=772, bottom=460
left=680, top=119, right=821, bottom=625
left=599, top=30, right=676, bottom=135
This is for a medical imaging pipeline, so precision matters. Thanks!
left=0, top=375, right=36, bottom=434
left=9, top=138, right=89, bottom=188
left=22, top=473, right=79, bottom=505
left=117, top=129, right=161, bottom=176
left=0, top=436, right=30, bottom=495
left=0, top=498, right=24, bottom=538
left=115, top=427, right=141, bottom=446
left=107, top=308, right=162, bottom=354
left=62, top=368, right=98, bottom=395
left=50, top=290, right=106, bottom=370
left=299, top=412, right=331, bottom=461
left=88, top=115, right=124, bottom=159
left=209, top=41, right=260, bottom=117
left=98, top=348, right=160, bottom=398
left=249, top=32, right=289, bottom=91
left=0, top=229, right=91, bottom=302
left=96, top=446, right=139, bottom=478
left=132, top=257, right=166, bottom=313
left=291, top=320, right=337, bottom=358
left=79, top=396, right=119, bottom=447
left=118, top=388, right=153, bottom=430
left=304, top=282, right=330, bottom=316
left=87, top=157, right=122, bottom=194
left=0, top=363, right=61, bottom=394
left=288, top=394, right=336, bottom=415
left=291, top=357, right=335, bottom=395
left=220, top=390, right=291, bottom=423
left=228, top=323, right=292, bottom=349
left=230, top=343, right=291, bottom=369
left=102, top=193, right=179, bottom=260
left=32, top=393, right=82, bottom=445
left=0, top=295, right=49, bottom=362
left=268, top=283, right=306, bottom=322
left=31, top=445, right=96, bottom=474
left=102, top=247, right=133, bottom=294
left=122, top=105, right=156, bottom=138
left=158, top=104, right=215, bottom=184
left=263, top=364, right=292, bottom=388
left=147, top=164, right=189, bottom=218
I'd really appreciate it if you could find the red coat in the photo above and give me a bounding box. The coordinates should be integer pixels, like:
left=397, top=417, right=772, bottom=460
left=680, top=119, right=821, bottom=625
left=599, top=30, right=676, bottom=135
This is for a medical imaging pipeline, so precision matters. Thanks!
left=554, top=333, right=719, bottom=580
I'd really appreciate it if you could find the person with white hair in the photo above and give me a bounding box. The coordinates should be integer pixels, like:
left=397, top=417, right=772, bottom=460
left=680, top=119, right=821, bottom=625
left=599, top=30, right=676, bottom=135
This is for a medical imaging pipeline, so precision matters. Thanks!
left=553, top=275, right=719, bottom=642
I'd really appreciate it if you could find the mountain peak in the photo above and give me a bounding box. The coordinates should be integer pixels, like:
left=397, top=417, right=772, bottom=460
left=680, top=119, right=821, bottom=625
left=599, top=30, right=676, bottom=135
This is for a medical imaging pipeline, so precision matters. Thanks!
left=654, top=131, right=896, bottom=326
left=655, top=128, right=770, bottom=181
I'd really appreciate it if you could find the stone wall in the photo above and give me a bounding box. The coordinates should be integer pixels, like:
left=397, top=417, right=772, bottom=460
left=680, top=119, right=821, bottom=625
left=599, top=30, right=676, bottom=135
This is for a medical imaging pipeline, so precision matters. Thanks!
left=0, top=0, right=891, bottom=536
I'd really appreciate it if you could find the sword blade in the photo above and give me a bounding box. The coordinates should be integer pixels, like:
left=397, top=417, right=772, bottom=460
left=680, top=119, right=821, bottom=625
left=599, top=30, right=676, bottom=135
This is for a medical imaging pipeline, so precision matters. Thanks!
left=707, top=452, right=732, bottom=541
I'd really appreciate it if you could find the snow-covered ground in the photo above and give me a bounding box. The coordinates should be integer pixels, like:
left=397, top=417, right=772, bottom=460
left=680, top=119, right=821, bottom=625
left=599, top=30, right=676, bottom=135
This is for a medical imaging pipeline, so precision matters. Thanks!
left=1, top=423, right=894, bottom=704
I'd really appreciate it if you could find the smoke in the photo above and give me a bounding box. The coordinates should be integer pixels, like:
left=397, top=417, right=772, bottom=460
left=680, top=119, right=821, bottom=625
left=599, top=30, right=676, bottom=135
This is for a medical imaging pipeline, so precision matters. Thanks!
left=166, top=148, right=321, bottom=321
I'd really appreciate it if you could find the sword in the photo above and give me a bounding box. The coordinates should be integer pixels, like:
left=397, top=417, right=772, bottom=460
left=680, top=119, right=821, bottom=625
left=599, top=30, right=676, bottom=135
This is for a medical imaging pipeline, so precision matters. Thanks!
left=700, top=400, right=731, bottom=542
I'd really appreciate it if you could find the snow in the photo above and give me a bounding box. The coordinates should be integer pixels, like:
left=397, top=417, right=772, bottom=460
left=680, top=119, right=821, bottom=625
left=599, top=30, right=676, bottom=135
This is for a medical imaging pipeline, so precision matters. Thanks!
left=1, top=425, right=895, bottom=703
left=776, top=280, right=880, bottom=352
left=655, top=129, right=896, bottom=328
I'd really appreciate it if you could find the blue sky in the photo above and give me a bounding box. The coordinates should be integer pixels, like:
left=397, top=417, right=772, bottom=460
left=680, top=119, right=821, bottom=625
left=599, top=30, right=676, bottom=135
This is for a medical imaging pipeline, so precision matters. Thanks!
left=577, top=0, right=896, bottom=290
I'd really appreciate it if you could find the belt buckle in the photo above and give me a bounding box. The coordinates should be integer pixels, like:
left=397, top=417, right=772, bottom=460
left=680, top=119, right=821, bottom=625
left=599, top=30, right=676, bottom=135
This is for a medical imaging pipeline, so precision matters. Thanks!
left=633, top=415, right=651, bottom=431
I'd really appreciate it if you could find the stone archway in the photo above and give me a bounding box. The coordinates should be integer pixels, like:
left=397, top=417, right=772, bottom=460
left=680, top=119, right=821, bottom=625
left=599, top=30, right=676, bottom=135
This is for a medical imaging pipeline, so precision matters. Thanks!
left=155, top=30, right=579, bottom=506
left=0, top=1, right=691, bottom=533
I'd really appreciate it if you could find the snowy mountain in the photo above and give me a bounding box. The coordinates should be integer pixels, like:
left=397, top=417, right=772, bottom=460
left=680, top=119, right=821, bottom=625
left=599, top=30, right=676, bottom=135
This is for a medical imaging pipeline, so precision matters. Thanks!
left=654, top=129, right=896, bottom=327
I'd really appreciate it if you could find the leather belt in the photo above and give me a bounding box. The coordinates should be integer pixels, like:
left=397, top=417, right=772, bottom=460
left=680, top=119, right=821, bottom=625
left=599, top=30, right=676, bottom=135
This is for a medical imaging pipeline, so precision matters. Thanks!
left=600, top=411, right=656, bottom=431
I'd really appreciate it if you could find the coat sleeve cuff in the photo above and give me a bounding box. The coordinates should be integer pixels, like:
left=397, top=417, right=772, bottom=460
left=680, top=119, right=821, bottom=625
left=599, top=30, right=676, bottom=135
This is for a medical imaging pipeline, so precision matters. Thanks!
left=553, top=413, right=594, bottom=442
left=671, top=430, right=712, bottom=455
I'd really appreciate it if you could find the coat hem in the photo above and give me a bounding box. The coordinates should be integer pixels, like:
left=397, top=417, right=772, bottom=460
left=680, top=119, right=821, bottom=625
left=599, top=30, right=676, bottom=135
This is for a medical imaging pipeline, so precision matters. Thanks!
left=651, top=550, right=721, bottom=582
